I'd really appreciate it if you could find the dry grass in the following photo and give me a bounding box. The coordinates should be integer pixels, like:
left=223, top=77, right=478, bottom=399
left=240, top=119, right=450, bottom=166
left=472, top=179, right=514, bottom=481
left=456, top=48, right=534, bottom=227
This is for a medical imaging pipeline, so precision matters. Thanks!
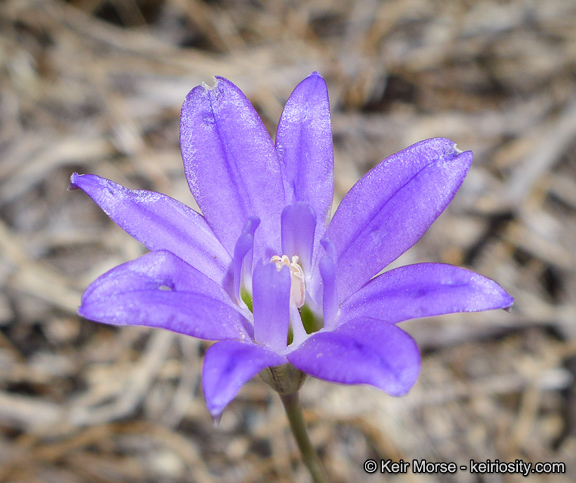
left=1, top=0, right=576, bottom=481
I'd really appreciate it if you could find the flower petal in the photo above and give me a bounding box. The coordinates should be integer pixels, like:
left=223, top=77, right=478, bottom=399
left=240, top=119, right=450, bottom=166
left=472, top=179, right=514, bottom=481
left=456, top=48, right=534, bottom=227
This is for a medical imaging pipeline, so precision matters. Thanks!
left=325, top=138, right=473, bottom=302
left=288, top=318, right=420, bottom=396
left=339, top=263, right=514, bottom=325
left=84, top=250, right=230, bottom=303
left=276, top=72, right=334, bottom=250
left=203, top=340, right=286, bottom=418
left=233, top=217, right=260, bottom=304
left=180, top=77, right=285, bottom=260
left=79, top=251, right=251, bottom=340
left=69, top=173, right=231, bottom=287
left=281, top=202, right=316, bottom=270
left=253, top=263, right=290, bottom=352
left=319, top=239, right=338, bottom=329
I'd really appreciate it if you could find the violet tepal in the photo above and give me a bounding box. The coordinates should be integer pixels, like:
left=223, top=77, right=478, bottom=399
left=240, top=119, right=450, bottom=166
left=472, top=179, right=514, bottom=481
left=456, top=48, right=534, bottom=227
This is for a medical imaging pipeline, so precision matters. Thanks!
left=70, top=73, right=513, bottom=418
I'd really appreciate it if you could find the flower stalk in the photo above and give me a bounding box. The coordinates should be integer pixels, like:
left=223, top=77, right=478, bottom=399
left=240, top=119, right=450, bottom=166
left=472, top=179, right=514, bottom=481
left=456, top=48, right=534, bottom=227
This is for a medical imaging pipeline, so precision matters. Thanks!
left=280, top=392, right=327, bottom=483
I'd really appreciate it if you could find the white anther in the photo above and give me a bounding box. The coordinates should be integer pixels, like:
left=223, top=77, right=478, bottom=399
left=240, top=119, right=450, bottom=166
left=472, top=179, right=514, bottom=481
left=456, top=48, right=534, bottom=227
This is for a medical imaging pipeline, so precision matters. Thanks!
left=271, top=255, right=306, bottom=308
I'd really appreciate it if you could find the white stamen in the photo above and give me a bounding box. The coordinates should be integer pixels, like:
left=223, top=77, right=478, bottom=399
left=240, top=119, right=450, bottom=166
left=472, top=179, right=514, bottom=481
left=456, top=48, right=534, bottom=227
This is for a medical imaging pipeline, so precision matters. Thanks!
left=271, top=255, right=306, bottom=308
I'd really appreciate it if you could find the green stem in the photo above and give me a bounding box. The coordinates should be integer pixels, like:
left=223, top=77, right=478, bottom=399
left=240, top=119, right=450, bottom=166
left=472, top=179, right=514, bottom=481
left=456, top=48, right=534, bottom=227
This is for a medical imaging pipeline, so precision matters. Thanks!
left=280, top=392, right=327, bottom=483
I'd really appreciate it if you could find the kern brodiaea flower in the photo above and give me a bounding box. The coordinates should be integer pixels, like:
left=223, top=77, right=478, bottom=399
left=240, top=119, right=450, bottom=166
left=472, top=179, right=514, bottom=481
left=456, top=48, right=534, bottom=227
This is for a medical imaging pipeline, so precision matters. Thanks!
left=70, top=73, right=513, bottom=418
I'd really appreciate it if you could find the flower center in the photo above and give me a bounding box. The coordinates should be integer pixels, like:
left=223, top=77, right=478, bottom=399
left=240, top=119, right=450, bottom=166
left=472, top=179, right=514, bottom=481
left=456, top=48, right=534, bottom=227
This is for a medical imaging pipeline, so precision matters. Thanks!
left=271, top=255, right=305, bottom=308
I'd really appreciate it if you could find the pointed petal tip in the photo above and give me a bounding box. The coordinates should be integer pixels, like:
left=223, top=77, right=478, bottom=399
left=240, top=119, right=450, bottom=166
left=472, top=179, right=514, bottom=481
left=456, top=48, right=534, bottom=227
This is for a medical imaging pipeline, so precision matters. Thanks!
left=420, top=137, right=473, bottom=162
left=68, top=172, right=98, bottom=191
left=502, top=292, right=514, bottom=311
left=438, top=138, right=473, bottom=163
left=202, top=341, right=285, bottom=421
left=286, top=72, right=328, bottom=98
left=68, top=172, right=81, bottom=191
left=303, top=71, right=327, bottom=88
left=488, top=281, right=514, bottom=311
left=68, top=172, right=102, bottom=191
left=211, top=412, right=222, bottom=426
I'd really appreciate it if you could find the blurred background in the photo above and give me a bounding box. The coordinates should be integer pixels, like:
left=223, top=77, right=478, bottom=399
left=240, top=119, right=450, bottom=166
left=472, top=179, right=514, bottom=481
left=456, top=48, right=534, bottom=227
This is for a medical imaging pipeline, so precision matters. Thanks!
left=1, top=0, right=576, bottom=481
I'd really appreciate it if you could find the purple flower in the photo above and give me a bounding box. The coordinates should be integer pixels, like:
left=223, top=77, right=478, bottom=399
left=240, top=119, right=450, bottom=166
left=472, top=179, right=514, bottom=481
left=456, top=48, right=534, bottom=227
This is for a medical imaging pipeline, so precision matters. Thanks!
left=70, top=73, right=513, bottom=418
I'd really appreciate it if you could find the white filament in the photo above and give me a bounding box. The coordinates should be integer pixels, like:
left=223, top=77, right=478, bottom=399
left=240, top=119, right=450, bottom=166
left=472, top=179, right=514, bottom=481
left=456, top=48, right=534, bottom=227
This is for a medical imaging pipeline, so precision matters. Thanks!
left=271, top=255, right=306, bottom=308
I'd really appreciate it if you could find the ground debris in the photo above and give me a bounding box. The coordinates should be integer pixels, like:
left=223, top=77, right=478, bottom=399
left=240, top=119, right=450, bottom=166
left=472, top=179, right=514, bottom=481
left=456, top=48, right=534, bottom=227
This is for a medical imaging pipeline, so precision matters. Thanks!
left=1, top=0, right=575, bottom=480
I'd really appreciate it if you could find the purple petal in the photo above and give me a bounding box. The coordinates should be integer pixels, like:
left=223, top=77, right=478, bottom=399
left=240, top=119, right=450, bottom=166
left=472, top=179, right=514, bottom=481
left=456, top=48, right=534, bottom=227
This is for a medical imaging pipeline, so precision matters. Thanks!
left=276, top=72, right=334, bottom=250
left=84, top=250, right=232, bottom=304
left=69, top=173, right=231, bottom=287
left=325, top=138, right=473, bottom=302
left=180, top=77, right=285, bottom=260
left=253, top=263, right=290, bottom=352
left=319, top=239, right=338, bottom=329
left=288, top=318, right=420, bottom=396
left=233, top=217, right=260, bottom=304
left=281, top=203, right=316, bottom=270
left=203, top=340, right=286, bottom=417
left=79, top=251, right=251, bottom=340
left=339, top=263, right=514, bottom=325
